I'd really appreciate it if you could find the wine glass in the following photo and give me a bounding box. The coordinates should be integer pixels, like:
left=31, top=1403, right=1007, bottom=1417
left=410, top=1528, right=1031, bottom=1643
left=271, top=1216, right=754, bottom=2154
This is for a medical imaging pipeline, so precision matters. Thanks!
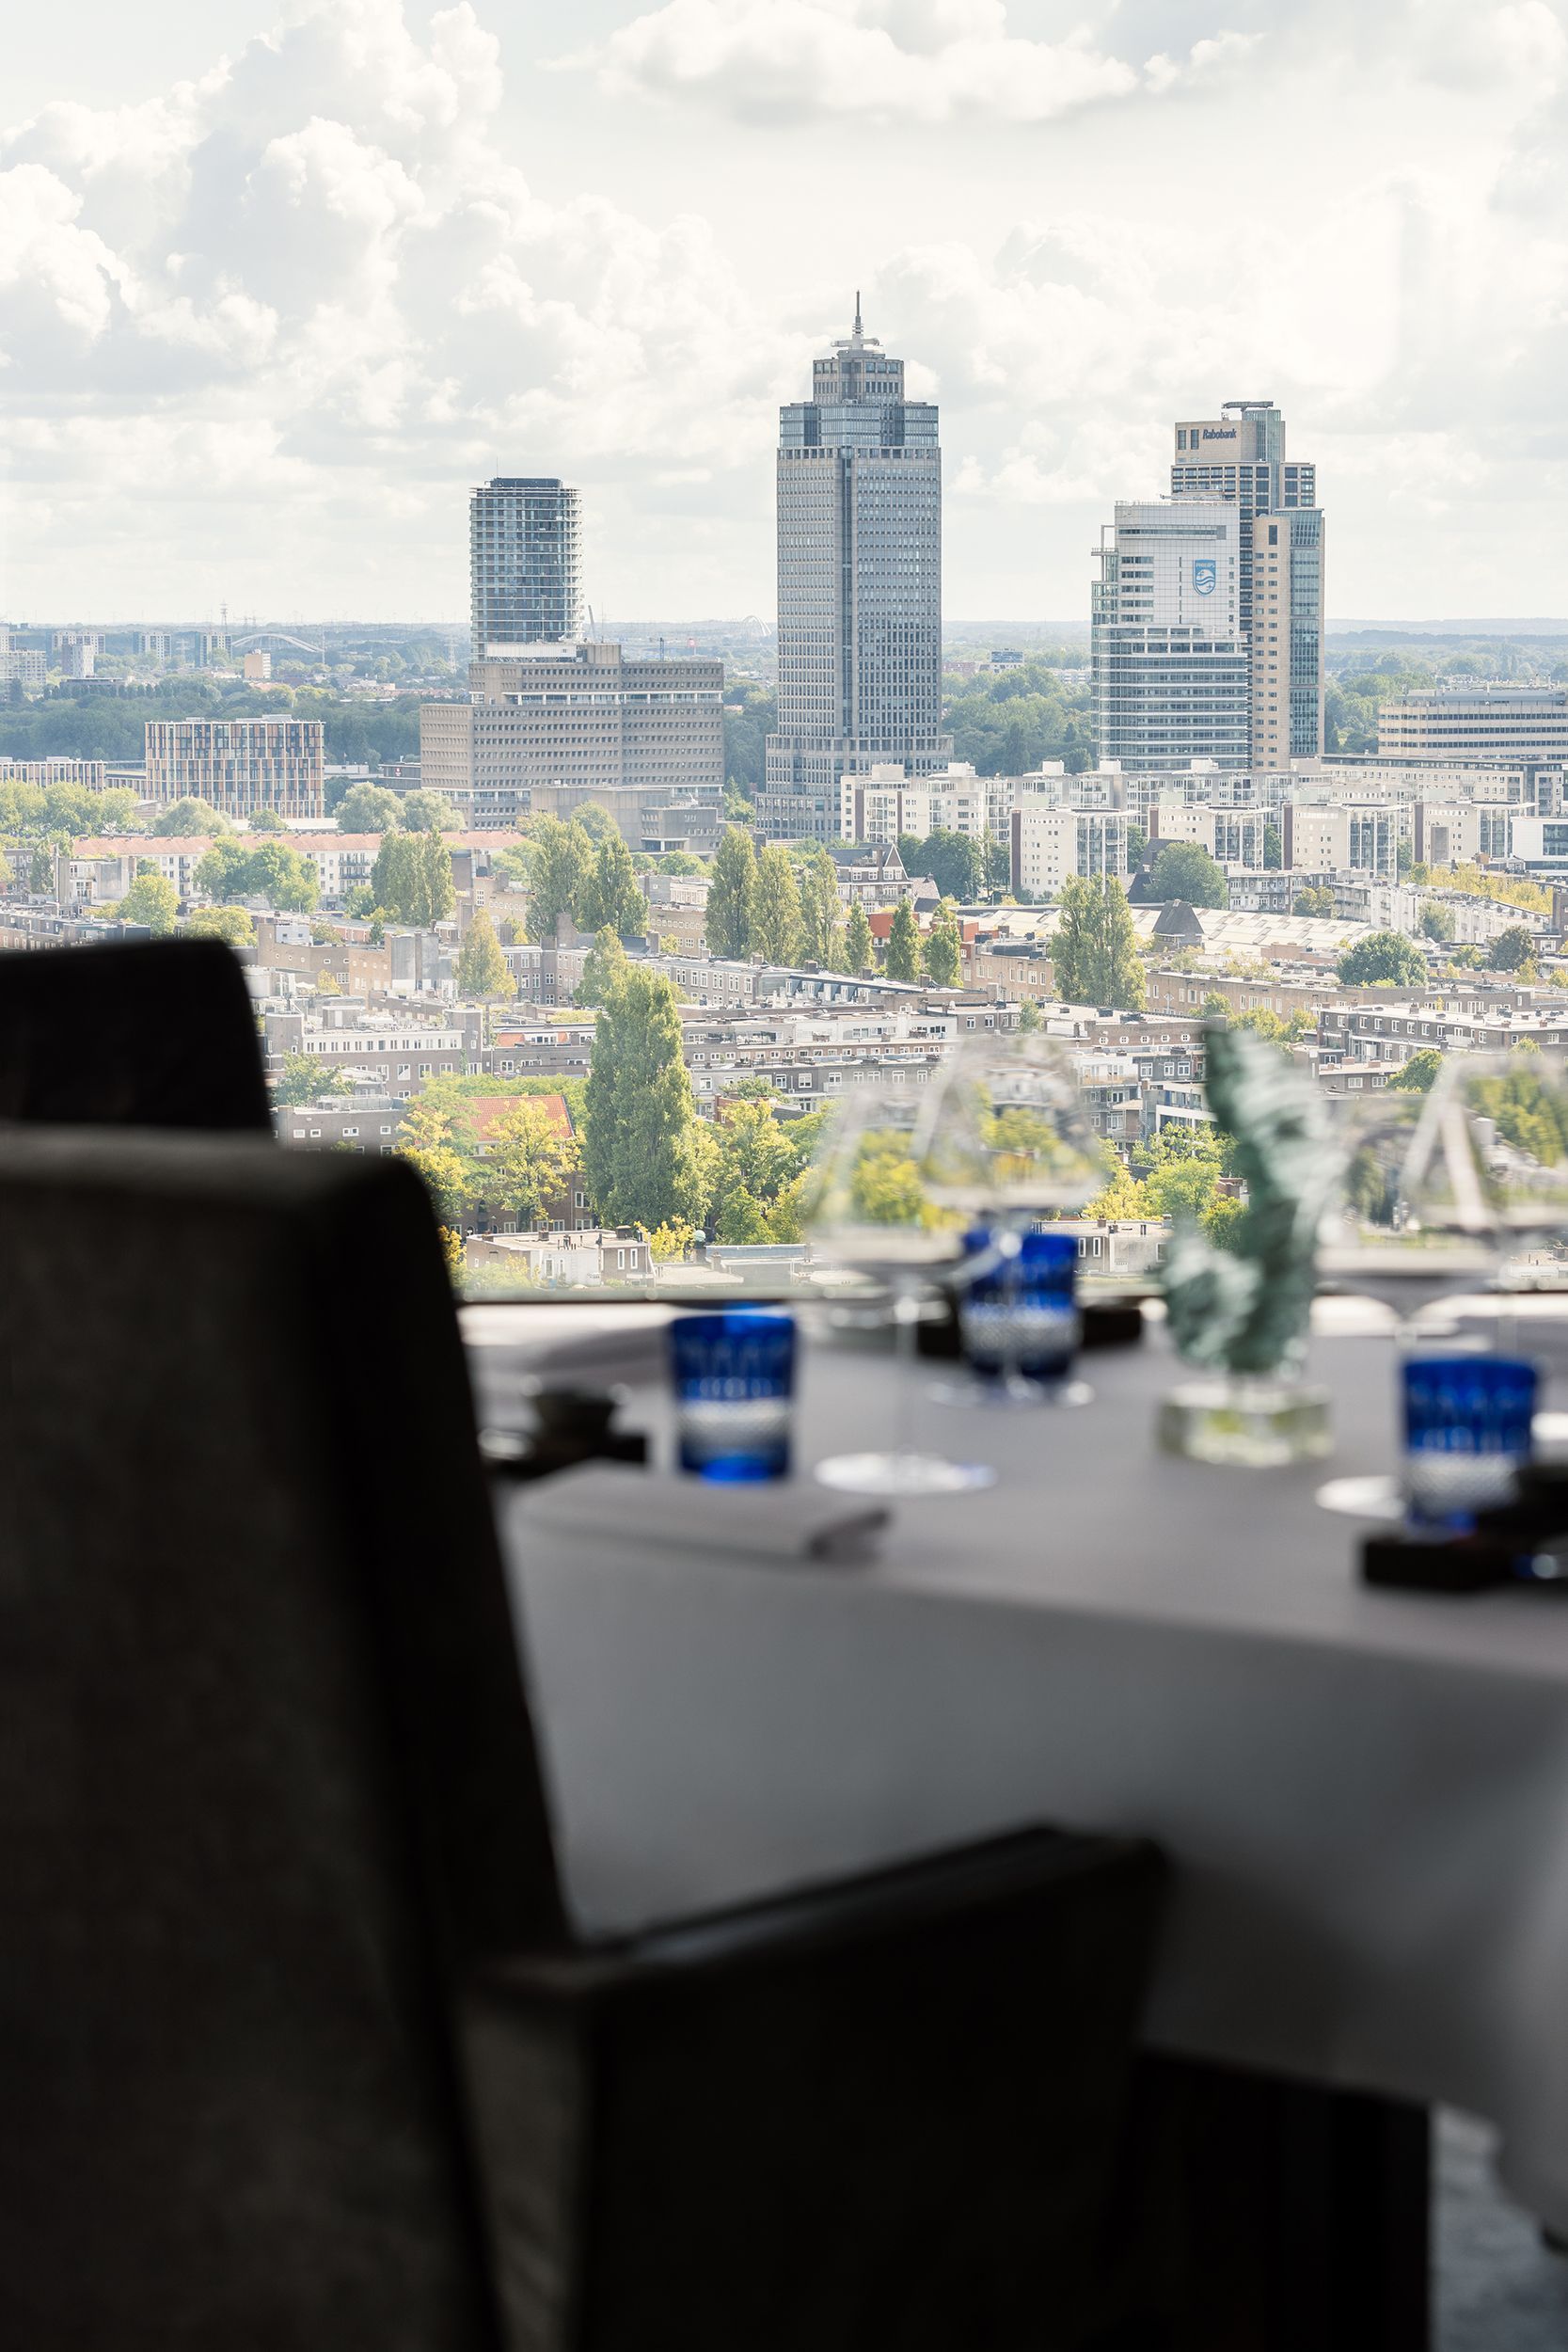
left=925, top=1032, right=1107, bottom=1406
left=1413, top=1050, right=1568, bottom=1275
left=804, top=1077, right=995, bottom=1495
left=1316, top=1087, right=1497, bottom=1343
left=1413, top=1048, right=1568, bottom=1365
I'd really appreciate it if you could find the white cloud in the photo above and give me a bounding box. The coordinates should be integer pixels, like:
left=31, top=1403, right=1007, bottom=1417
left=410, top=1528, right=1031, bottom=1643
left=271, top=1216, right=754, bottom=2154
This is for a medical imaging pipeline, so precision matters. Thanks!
left=558, top=0, right=1266, bottom=124
left=3, top=0, right=1568, bottom=617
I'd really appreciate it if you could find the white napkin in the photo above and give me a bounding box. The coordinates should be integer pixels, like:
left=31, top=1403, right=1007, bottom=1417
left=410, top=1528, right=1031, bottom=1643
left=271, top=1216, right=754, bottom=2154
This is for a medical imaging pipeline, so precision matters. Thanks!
left=514, top=1461, right=891, bottom=1565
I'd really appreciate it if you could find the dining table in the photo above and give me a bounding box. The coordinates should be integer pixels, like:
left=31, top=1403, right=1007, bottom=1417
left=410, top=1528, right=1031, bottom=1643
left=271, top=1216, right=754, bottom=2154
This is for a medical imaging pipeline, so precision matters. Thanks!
left=467, top=1293, right=1568, bottom=2339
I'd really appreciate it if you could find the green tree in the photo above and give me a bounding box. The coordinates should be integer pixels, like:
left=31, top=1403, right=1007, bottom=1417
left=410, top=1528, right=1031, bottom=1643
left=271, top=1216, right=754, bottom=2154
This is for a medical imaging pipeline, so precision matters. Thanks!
left=396, top=1100, right=471, bottom=1224
left=1083, top=1161, right=1149, bottom=1220
left=1148, top=841, right=1228, bottom=909
left=1050, top=875, right=1147, bottom=1009
left=247, top=806, right=288, bottom=833
left=1420, top=900, right=1457, bottom=942
left=369, top=832, right=417, bottom=922
left=884, top=898, right=920, bottom=982
left=116, top=872, right=180, bottom=933
left=194, top=839, right=248, bottom=899
left=797, top=847, right=844, bottom=965
left=182, top=905, right=256, bottom=947
left=579, top=832, right=649, bottom=937
left=576, top=926, right=631, bottom=1008
left=398, top=789, right=459, bottom=832
left=1262, top=821, right=1283, bottom=871
left=45, top=782, right=141, bottom=837
left=1143, top=1153, right=1225, bottom=1221
left=707, top=826, right=757, bottom=959
left=0, top=779, right=47, bottom=833
left=581, top=968, right=708, bottom=1230
left=981, top=830, right=1012, bottom=894
left=371, top=830, right=451, bottom=926
left=712, top=1186, right=772, bottom=1243
left=845, top=899, right=874, bottom=975
left=478, top=1101, right=579, bottom=1226
left=752, top=841, right=803, bottom=963
left=249, top=840, right=320, bottom=912
left=1488, top=925, right=1536, bottom=972
left=1335, top=931, right=1429, bottom=988
left=848, top=1133, right=927, bottom=1225
left=420, top=830, right=455, bottom=924
left=1017, top=996, right=1043, bottom=1032
left=336, top=782, right=404, bottom=833
left=151, top=798, right=230, bottom=837
left=923, top=898, right=962, bottom=988
left=572, top=802, right=617, bottom=843
left=1202, top=1194, right=1248, bottom=1252
left=705, top=1096, right=808, bottom=1241
left=1388, top=1047, right=1445, bottom=1092
left=456, top=908, right=512, bottom=1009
left=526, top=817, right=594, bottom=944
left=273, top=1051, right=351, bottom=1107
left=913, top=829, right=984, bottom=903
left=1293, top=884, right=1337, bottom=918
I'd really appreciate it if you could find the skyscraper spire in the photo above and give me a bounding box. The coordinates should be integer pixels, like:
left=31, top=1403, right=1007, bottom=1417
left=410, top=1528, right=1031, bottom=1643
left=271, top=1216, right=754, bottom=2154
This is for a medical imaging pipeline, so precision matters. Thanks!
left=853, top=289, right=863, bottom=338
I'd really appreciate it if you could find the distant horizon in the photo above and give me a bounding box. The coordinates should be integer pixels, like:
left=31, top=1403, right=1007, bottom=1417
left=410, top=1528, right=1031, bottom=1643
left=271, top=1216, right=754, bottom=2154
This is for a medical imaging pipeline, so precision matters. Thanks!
left=8, top=616, right=1568, bottom=641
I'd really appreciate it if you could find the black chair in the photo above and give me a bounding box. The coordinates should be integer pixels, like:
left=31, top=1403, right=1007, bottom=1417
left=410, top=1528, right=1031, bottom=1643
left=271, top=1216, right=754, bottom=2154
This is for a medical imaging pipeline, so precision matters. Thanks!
left=0, top=1130, right=1164, bottom=2351
left=0, top=937, right=270, bottom=1129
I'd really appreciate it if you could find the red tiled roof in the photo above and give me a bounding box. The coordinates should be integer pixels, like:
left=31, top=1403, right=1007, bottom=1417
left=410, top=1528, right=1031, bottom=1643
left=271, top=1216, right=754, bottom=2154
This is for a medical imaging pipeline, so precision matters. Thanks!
left=462, top=1092, right=573, bottom=1141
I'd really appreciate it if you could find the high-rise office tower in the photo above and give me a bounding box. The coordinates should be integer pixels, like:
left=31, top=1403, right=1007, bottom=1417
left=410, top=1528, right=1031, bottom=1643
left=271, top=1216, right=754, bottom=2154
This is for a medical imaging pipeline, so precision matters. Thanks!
left=1091, top=498, right=1251, bottom=771
left=761, top=304, right=951, bottom=842
left=1170, top=401, right=1323, bottom=763
left=469, top=477, right=582, bottom=655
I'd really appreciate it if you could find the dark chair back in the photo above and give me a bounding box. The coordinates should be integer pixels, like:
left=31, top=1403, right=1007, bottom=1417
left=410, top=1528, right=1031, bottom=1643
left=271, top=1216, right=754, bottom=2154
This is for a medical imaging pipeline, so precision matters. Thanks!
left=0, top=938, right=271, bottom=1129
left=0, top=1132, right=564, bottom=2349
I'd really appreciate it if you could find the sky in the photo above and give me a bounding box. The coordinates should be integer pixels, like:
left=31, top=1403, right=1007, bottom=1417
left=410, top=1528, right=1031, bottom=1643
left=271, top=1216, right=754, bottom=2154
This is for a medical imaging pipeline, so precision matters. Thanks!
left=4, top=0, right=1568, bottom=627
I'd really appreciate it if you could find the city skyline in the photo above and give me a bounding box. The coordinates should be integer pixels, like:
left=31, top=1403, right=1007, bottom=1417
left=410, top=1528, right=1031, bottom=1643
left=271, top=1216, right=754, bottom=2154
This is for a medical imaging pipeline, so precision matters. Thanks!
left=6, top=0, right=1568, bottom=624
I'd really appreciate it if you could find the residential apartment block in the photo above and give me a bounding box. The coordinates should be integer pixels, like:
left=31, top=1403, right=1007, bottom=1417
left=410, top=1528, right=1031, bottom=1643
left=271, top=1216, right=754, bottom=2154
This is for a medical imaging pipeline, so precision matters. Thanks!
left=144, top=718, right=325, bottom=820
left=1011, top=807, right=1131, bottom=898
left=469, top=477, right=582, bottom=654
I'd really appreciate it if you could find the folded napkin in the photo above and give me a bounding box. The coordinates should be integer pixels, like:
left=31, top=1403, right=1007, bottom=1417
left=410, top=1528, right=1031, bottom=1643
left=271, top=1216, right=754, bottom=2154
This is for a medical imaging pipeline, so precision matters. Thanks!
left=515, top=1461, right=891, bottom=1565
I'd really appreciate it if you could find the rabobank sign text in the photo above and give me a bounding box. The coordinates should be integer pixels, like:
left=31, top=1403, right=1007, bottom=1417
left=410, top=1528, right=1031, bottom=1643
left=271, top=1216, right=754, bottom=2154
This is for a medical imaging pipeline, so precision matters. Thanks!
left=1200, top=427, right=1238, bottom=442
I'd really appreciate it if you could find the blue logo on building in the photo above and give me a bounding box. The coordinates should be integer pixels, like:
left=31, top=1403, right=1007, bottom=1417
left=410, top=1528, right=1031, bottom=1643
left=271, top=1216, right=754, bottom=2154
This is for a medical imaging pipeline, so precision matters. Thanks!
left=1192, top=559, right=1217, bottom=596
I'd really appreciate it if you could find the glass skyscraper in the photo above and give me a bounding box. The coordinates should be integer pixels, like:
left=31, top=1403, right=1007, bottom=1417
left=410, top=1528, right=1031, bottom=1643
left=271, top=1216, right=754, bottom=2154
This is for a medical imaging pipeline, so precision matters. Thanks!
left=761, top=306, right=951, bottom=841
left=1169, top=402, right=1324, bottom=764
left=469, top=477, right=582, bottom=656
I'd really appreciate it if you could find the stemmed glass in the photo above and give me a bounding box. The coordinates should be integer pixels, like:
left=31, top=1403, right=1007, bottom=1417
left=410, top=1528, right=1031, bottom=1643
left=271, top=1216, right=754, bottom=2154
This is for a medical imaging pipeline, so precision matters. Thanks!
left=1413, top=1050, right=1568, bottom=1275
left=1317, top=1058, right=1543, bottom=1522
left=924, top=1032, right=1107, bottom=1406
left=804, top=1077, right=995, bottom=1496
left=1316, top=1087, right=1497, bottom=1343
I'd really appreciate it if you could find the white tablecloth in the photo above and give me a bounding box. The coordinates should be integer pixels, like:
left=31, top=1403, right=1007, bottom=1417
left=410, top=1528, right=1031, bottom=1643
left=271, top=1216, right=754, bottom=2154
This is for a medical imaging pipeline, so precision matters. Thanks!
left=491, top=1314, right=1568, bottom=2230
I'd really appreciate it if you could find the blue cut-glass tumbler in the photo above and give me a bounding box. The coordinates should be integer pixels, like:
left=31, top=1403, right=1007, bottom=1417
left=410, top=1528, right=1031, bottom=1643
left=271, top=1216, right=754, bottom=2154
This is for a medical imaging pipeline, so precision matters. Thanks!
left=668, top=1310, right=797, bottom=1483
left=956, top=1227, right=1085, bottom=1405
left=1402, top=1354, right=1537, bottom=1529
